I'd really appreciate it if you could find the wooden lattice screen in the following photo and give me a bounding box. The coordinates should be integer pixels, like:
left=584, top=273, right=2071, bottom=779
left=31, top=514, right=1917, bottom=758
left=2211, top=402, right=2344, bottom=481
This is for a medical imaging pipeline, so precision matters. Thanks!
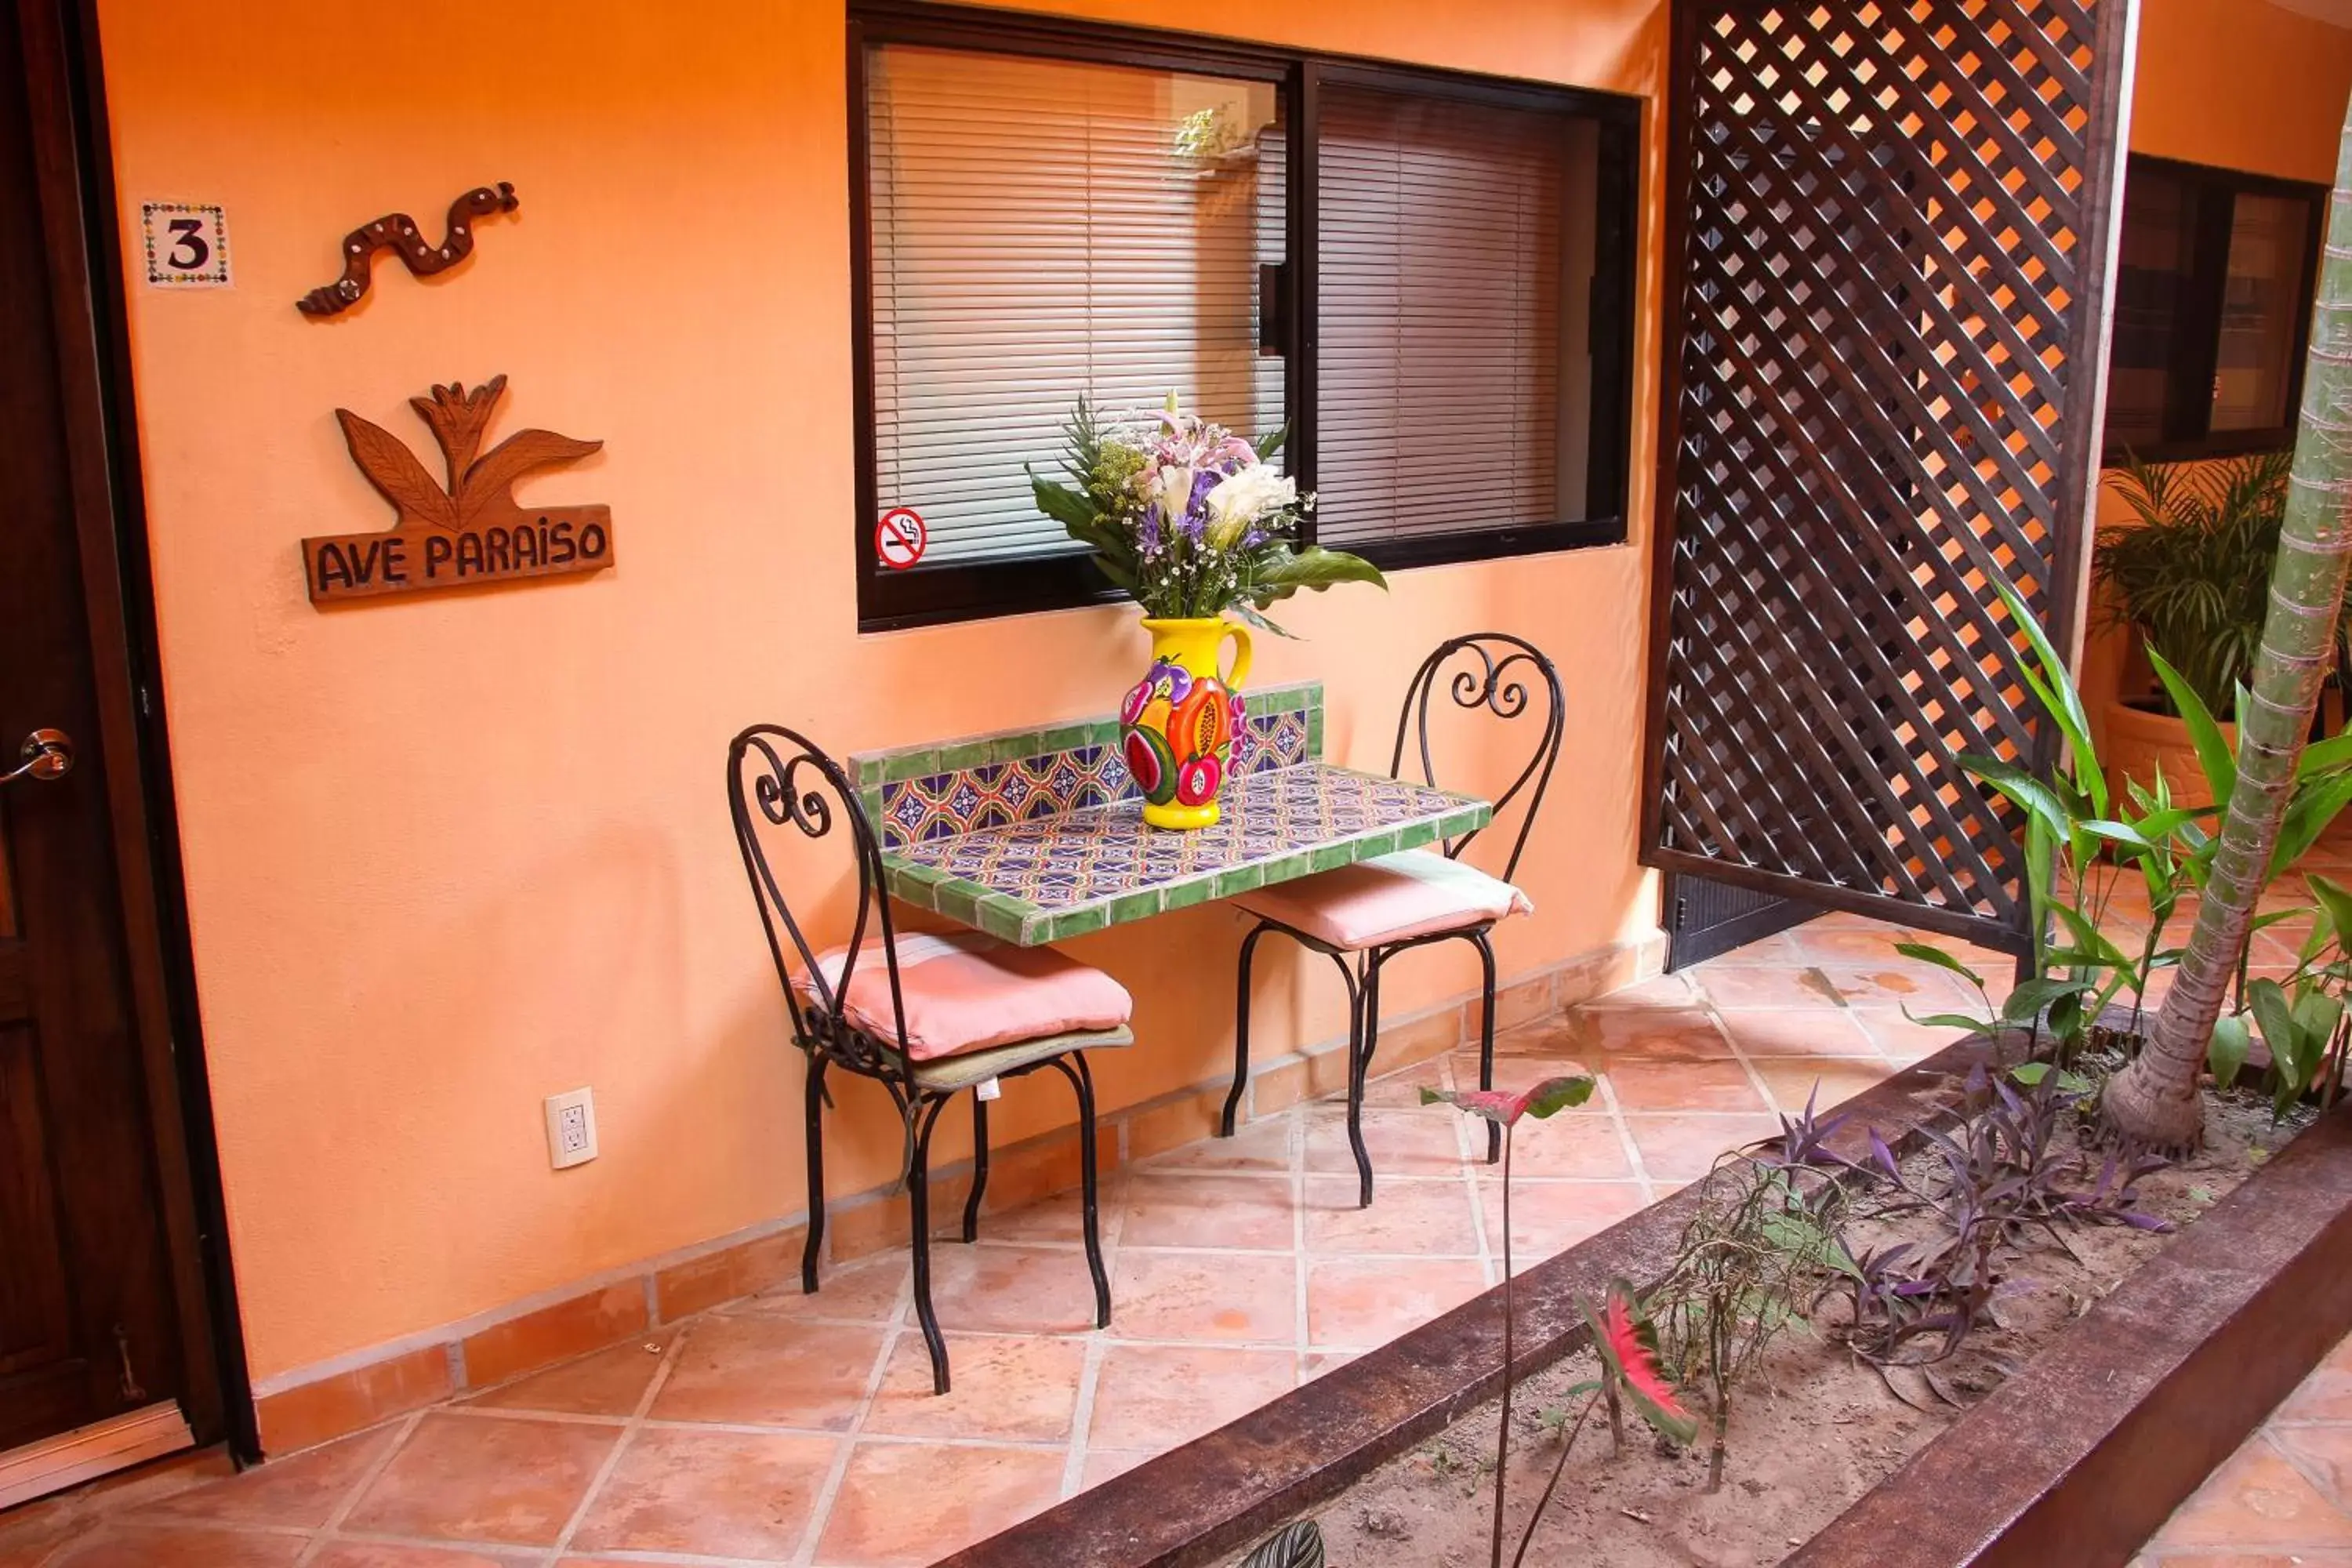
left=1641, top=0, right=2136, bottom=948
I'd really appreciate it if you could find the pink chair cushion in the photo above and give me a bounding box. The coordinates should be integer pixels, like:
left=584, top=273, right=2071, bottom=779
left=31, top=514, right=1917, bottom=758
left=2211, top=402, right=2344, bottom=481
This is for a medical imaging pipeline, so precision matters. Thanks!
left=1235, top=850, right=1534, bottom=950
left=794, top=931, right=1132, bottom=1062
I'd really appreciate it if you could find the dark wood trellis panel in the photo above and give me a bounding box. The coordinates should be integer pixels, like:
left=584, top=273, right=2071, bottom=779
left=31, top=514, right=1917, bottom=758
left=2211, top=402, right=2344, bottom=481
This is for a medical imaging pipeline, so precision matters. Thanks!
left=1641, top=0, right=2138, bottom=950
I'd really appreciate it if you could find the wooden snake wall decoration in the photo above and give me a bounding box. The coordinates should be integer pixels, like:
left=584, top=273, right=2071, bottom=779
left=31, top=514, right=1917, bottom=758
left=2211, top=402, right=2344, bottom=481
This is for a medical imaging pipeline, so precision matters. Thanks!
left=296, top=183, right=519, bottom=318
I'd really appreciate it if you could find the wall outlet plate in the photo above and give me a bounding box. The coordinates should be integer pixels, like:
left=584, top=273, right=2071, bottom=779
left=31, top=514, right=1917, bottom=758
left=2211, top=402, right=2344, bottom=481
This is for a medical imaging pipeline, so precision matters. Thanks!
left=544, top=1087, right=597, bottom=1170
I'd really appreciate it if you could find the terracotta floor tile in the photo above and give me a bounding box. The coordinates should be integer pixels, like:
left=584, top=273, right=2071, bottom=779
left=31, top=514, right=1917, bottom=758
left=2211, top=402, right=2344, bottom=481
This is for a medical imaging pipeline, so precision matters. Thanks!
left=1752, top=1057, right=1897, bottom=1114
left=1358, top=1054, right=1457, bottom=1109
left=568, top=1427, right=835, bottom=1558
left=731, top=1253, right=908, bottom=1323
left=49, top=1526, right=310, bottom=1567
left=1476, top=1178, right=1648, bottom=1258
left=1450, top=1049, right=1602, bottom=1097
left=2159, top=1443, right=2352, bottom=1549
left=1307, top=1257, right=1488, bottom=1349
left=1693, top=930, right=1803, bottom=966
left=1847, top=1007, right=1976, bottom=1063
left=1482, top=1112, right=1632, bottom=1180
left=1813, top=961, right=1976, bottom=1009
left=1488, top=1015, right=1582, bottom=1056
left=2280, top=1338, right=2352, bottom=1421
left=1120, top=1172, right=1298, bottom=1250
left=649, top=1316, right=884, bottom=1428
left=1303, top=1175, right=1479, bottom=1256
left=1573, top=1007, right=1737, bottom=1062
left=1784, top=924, right=1915, bottom=965
left=1087, top=1343, right=1298, bottom=1450
left=1577, top=974, right=1702, bottom=1009
left=1078, top=1448, right=1154, bottom=1490
left=2274, top=1426, right=2352, bottom=1510
left=1109, top=1250, right=1298, bottom=1345
left=466, top=1333, right=674, bottom=1417
left=1691, top=964, right=1846, bottom=1010
left=1140, top=1113, right=1296, bottom=1173
left=862, top=1331, right=1087, bottom=1442
left=2143, top=1555, right=2352, bottom=1567
left=1623, top=1113, right=1784, bottom=1181
left=1714, top=1007, right=1881, bottom=1058
left=968, top=1180, right=1115, bottom=1247
left=924, top=1243, right=1107, bottom=1337
left=310, top=1544, right=538, bottom=1566
left=1603, top=1058, right=1771, bottom=1113
left=815, top=1442, right=1065, bottom=1567
left=130, top=1425, right=395, bottom=1528
left=344, top=1412, right=619, bottom=1547
left=1301, top=1108, right=1468, bottom=1178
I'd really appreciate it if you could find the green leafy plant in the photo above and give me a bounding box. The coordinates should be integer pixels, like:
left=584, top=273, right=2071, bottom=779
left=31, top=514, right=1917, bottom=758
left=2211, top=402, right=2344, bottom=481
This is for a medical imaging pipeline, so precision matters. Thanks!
left=2097, top=450, right=2321, bottom=717
left=1422, top=1075, right=1595, bottom=1568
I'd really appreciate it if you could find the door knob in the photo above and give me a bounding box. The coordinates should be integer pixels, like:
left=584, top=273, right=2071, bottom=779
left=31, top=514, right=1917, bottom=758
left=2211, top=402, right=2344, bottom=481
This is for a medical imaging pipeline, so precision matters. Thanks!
left=1, top=730, right=73, bottom=788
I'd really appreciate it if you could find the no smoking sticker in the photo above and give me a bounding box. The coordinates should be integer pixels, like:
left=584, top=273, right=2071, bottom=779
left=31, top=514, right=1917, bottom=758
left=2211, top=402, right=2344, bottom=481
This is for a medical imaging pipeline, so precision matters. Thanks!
left=876, top=508, right=927, bottom=570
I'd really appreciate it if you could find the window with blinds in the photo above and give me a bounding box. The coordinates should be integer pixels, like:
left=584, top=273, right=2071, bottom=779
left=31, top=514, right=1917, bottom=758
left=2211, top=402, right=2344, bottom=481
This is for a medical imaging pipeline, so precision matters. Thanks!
left=1315, top=86, right=1599, bottom=551
left=865, top=45, right=1285, bottom=569
left=850, top=9, right=1639, bottom=630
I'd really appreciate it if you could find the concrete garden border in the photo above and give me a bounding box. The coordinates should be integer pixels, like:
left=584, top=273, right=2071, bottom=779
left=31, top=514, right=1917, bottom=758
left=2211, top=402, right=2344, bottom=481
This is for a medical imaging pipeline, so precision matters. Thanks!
left=937, top=1039, right=2352, bottom=1568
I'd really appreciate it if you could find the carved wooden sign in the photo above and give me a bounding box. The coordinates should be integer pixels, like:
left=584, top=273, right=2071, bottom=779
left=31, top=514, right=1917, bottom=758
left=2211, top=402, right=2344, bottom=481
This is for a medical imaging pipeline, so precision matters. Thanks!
left=304, top=376, right=612, bottom=604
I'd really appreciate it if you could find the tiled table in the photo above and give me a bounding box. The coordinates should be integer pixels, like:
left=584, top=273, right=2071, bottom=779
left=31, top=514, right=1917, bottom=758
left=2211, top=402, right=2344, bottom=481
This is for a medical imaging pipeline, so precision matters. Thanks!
left=851, top=681, right=1490, bottom=945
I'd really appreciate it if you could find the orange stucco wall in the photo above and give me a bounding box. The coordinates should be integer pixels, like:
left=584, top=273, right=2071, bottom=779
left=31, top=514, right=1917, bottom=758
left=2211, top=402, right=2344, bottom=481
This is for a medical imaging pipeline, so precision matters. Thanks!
left=93, top=0, right=1668, bottom=1382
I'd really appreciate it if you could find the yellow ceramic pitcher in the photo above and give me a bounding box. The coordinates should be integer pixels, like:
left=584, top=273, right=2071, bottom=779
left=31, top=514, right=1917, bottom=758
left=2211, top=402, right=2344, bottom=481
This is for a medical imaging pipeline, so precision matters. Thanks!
left=1120, top=617, right=1254, bottom=829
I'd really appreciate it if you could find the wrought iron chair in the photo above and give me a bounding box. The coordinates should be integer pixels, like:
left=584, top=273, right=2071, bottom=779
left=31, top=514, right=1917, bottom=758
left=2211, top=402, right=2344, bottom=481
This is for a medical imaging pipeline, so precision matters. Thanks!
left=1219, top=635, right=1563, bottom=1207
left=728, top=725, right=1130, bottom=1392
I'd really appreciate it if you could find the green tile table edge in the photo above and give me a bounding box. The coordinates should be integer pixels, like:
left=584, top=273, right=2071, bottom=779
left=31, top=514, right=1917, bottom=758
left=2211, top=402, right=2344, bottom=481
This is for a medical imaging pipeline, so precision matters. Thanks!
left=848, top=679, right=1325, bottom=788
left=874, top=765, right=1493, bottom=946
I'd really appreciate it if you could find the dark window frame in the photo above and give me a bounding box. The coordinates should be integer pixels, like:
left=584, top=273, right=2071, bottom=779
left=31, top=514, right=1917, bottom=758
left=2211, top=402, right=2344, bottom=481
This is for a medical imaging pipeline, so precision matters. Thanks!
left=2102, top=151, right=2325, bottom=467
left=848, top=0, right=1643, bottom=632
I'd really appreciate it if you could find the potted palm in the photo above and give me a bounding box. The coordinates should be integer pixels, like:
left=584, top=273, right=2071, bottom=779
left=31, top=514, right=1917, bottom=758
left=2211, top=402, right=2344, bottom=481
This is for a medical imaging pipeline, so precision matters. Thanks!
left=2093, top=451, right=2328, bottom=804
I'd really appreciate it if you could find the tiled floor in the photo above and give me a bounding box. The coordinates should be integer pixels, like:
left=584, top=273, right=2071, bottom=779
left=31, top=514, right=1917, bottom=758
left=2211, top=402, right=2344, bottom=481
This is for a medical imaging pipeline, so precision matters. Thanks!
left=0, top=915, right=2010, bottom=1567
left=2133, top=1327, right=2352, bottom=1566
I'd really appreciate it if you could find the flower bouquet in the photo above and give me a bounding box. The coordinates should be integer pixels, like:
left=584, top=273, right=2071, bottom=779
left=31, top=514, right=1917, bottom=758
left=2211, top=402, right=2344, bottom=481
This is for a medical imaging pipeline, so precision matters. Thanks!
left=1030, top=395, right=1385, bottom=828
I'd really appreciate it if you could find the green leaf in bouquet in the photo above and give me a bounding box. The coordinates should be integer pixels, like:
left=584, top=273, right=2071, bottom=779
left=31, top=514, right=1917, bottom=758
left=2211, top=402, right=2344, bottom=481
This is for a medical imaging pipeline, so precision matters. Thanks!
left=1251, top=545, right=1388, bottom=601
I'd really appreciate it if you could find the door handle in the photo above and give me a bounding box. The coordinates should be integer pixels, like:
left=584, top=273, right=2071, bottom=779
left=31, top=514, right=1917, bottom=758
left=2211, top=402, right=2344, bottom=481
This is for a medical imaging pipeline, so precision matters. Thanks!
left=1, top=730, right=73, bottom=788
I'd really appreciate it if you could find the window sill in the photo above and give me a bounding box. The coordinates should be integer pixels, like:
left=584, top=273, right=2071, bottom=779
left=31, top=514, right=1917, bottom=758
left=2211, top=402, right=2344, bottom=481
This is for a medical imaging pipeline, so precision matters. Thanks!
left=855, top=517, right=1631, bottom=633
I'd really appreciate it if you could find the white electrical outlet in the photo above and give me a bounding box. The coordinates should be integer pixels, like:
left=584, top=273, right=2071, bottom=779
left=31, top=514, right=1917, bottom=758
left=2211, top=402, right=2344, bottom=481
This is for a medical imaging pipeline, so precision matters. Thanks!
left=544, top=1087, right=598, bottom=1170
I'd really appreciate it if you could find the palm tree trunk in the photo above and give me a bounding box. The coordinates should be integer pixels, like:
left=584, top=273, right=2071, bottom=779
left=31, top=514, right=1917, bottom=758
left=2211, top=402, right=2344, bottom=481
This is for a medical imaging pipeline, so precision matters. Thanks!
left=2104, top=93, right=2352, bottom=1149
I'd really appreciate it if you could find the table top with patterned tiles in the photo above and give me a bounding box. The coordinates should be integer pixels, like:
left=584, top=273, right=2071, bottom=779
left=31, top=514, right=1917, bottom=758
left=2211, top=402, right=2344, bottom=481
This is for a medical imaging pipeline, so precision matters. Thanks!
left=880, top=761, right=1490, bottom=946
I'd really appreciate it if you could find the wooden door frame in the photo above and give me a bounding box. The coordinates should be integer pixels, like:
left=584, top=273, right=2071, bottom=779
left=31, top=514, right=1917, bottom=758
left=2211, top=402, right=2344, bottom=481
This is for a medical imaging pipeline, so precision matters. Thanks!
left=1636, top=0, right=2140, bottom=953
left=16, top=0, right=256, bottom=1461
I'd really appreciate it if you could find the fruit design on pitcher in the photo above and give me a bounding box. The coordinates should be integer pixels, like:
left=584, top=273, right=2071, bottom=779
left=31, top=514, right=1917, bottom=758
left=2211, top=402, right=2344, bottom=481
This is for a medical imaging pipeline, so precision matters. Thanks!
left=1122, top=659, right=1243, bottom=815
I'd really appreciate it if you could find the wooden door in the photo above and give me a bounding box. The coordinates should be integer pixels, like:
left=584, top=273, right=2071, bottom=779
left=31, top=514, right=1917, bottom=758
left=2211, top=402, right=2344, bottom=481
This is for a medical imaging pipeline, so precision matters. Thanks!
left=1641, top=0, right=2138, bottom=950
left=0, top=2, right=189, bottom=1454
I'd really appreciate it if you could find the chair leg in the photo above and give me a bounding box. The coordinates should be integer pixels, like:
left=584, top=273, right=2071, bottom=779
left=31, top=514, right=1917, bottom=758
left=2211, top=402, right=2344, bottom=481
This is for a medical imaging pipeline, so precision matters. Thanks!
left=1054, top=1054, right=1112, bottom=1330
left=962, top=1093, right=989, bottom=1243
left=909, top=1097, right=953, bottom=1395
left=800, top=1056, right=829, bottom=1294
left=1222, top=922, right=1270, bottom=1137
left=1338, top=956, right=1374, bottom=1209
left=1473, top=931, right=1501, bottom=1165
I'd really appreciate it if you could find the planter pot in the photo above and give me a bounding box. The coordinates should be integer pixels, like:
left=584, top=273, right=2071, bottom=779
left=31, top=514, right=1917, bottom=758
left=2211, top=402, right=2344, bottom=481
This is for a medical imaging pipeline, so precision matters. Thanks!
left=2103, top=698, right=2235, bottom=808
left=1122, top=616, right=1252, bottom=830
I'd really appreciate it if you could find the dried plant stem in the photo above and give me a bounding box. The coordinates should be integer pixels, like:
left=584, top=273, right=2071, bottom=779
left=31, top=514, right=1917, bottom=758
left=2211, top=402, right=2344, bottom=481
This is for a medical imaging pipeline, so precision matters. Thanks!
left=1489, top=1132, right=1515, bottom=1568
left=1510, top=1388, right=1604, bottom=1568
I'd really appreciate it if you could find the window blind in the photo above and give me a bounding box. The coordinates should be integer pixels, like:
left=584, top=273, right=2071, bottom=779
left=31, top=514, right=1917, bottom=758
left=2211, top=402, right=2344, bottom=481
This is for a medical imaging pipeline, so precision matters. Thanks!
left=866, top=45, right=1285, bottom=566
left=1314, top=86, right=1588, bottom=548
